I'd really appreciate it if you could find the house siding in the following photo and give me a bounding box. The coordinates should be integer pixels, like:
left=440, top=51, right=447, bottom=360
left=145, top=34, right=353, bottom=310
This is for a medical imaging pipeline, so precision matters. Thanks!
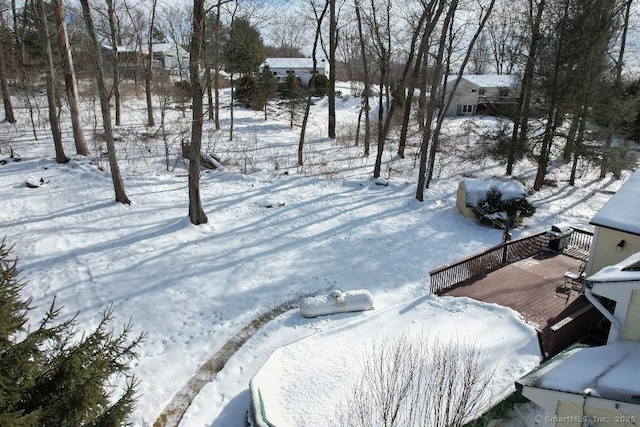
left=556, top=401, right=627, bottom=426
left=589, top=227, right=640, bottom=275
left=446, top=79, right=478, bottom=116
left=622, top=290, right=640, bottom=341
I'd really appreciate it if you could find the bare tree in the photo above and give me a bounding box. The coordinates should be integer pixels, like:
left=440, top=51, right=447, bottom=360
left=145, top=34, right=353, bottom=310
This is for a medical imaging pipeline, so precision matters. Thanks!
left=354, top=0, right=371, bottom=155
left=0, top=5, right=16, bottom=124
left=338, top=334, right=494, bottom=427
left=52, top=0, right=89, bottom=156
left=105, top=0, right=122, bottom=126
left=328, top=0, right=336, bottom=139
left=299, top=0, right=329, bottom=166
left=506, top=0, right=545, bottom=176
left=145, top=0, right=158, bottom=127
left=187, top=0, right=209, bottom=225
left=79, top=0, right=131, bottom=204
left=35, top=0, right=67, bottom=164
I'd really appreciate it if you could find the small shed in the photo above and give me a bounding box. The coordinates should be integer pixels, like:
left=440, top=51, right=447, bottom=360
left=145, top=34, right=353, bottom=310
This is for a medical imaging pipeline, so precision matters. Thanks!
left=456, top=179, right=527, bottom=218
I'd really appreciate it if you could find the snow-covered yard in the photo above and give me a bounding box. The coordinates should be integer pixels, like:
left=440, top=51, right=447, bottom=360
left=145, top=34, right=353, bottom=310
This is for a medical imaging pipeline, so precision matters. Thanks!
left=0, top=84, right=627, bottom=425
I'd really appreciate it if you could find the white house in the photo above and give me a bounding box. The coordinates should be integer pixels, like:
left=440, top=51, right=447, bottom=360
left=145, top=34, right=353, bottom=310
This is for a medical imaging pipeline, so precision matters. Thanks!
left=515, top=173, right=640, bottom=426
left=444, top=74, right=518, bottom=116
left=262, top=57, right=329, bottom=85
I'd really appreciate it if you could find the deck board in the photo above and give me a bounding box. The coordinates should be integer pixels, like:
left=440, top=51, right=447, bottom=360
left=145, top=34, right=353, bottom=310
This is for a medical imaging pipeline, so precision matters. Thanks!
left=440, top=251, right=587, bottom=336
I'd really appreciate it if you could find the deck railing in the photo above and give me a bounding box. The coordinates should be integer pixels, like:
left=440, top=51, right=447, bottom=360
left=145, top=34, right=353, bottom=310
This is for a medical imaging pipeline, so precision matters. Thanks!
left=428, top=228, right=593, bottom=294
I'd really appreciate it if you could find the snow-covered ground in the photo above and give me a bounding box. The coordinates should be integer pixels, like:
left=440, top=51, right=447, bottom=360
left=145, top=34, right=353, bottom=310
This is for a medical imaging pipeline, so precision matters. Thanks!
left=0, top=83, right=628, bottom=426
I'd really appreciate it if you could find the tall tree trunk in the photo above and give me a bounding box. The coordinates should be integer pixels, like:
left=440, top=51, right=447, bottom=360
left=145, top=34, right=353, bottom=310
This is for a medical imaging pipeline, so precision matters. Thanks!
left=106, top=0, right=121, bottom=126
left=229, top=73, right=234, bottom=140
left=299, top=0, right=329, bottom=166
left=53, top=0, right=89, bottom=155
left=562, top=113, right=579, bottom=162
left=79, top=0, right=131, bottom=204
left=187, top=0, right=208, bottom=225
left=569, top=106, right=587, bottom=186
left=354, top=0, right=370, bottom=156
left=425, top=0, right=495, bottom=189
left=145, top=0, right=158, bottom=127
left=371, top=0, right=391, bottom=178
left=601, top=0, right=632, bottom=178
left=328, top=0, right=336, bottom=139
left=0, top=25, right=16, bottom=124
left=36, top=0, right=67, bottom=164
left=416, top=1, right=457, bottom=201
left=213, top=2, right=221, bottom=130
left=506, top=0, right=545, bottom=176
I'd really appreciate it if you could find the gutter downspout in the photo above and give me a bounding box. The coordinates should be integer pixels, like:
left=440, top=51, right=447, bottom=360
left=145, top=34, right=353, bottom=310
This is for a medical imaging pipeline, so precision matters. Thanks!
left=584, top=280, right=621, bottom=342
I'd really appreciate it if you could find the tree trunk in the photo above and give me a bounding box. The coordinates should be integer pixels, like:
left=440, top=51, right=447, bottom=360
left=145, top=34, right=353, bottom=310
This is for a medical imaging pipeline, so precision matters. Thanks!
left=0, top=28, right=16, bottom=124
left=506, top=0, right=545, bottom=176
left=416, top=1, right=457, bottom=201
left=425, top=0, right=495, bottom=189
left=213, top=2, right=221, bottom=130
left=354, top=0, right=370, bottom=156
left=36, top=0, right=67, bottom=164
left=53, top=0, right=89, bottom=156
left=79, top=0, right=131, bottom=204
left=299, top=0, right=329, bottom=166
left=145, top=0, right=158, bottom=128
left=569, top=108, right=587, bottom=186
left=328, top=0, right=336, bottom=139
left=229, top=73, right=234, bottom=140
left=187, top=0, right=208, bottom=225
left=106, top=0, right=121, bottom=126
left=562, top=113, right=579, bottom=162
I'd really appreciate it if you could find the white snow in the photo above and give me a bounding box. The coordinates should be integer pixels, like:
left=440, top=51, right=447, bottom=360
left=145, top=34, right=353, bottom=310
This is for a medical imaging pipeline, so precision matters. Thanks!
left=590, top=170, right=640, bottom=235
left=463, top=178, right=527, bottom=206
left=536, top=341, right=640, bottom=403
left=0, top=82, right=629, bottom=426
left=250, top=296, right=540, bottom=427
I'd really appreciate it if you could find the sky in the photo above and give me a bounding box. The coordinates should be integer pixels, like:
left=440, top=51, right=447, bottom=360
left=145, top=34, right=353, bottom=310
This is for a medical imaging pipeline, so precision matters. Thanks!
left=0, top=82, right=630, bottom=426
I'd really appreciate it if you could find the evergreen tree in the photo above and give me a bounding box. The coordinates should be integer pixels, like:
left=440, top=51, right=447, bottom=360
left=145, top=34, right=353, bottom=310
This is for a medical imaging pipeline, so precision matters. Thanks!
left=0, top=239, right=144, bottom=426
left=282, top=74, right=303, bottom=128
left=256, top=64, right=277, bottom=119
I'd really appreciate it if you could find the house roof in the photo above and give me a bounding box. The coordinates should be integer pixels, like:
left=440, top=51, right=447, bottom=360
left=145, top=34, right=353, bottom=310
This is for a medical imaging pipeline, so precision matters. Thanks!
left=263, top=57, right=326, bottom=70
left=116, top=43, right=186, bottom=54
left=588, top=250, right=640, bottom=283
left=590, top=171, right=640, bottom=236
left=462, top=179, right=527, bottom=206
left=447, top=74, right=518, bottom=88
left=517, top=341, right=640, bottom=406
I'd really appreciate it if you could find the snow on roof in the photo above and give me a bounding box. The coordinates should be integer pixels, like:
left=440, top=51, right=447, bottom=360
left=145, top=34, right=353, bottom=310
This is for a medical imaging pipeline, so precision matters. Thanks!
left=264, top=57, right=326, bottom=69
left=116, top=43, right=183, bottom=54
left=447, top=74, right=518, bottom=88
left=518, top=341, right=640, bottom=405
left=588, top=250, right=640, bottom=283
left=590, top=171, right=640, bottom=235
left=463, top=179, right=527, bottom=206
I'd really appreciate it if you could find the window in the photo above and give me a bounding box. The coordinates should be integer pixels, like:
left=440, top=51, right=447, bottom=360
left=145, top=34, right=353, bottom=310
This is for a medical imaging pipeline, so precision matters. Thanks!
left=462, top=105, right=474, bottom=114
left=479, top=89, right=486, bottom=96
left=471, top=89, right=477, bottom=93
left=499, top=89, right=510, bottom=98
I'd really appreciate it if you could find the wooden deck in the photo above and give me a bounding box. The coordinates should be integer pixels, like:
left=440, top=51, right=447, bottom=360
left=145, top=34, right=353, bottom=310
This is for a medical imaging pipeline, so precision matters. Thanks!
left=440, top=251, right=602, bottom=356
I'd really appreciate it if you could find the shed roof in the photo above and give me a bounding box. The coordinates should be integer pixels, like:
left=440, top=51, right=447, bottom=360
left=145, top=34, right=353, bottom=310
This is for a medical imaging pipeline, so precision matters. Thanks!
left=517, top=341, right=640, bottom=406
left=590, top=171, right=640, bottom=235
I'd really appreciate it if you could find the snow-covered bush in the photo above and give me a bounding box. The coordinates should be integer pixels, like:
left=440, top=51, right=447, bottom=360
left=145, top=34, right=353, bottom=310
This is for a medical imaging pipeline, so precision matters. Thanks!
left=473, top=186, right=536, bottom=227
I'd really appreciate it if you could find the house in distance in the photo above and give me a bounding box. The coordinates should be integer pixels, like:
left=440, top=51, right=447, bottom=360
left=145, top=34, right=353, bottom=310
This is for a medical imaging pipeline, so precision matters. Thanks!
left=444, top=74, right=518, bottom=116
left=262, top=57, right=329, bottom=85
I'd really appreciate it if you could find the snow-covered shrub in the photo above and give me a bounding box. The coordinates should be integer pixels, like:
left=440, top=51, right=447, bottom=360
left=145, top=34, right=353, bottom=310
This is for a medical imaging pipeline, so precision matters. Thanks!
left=473, top=186, right=535, bottom=227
